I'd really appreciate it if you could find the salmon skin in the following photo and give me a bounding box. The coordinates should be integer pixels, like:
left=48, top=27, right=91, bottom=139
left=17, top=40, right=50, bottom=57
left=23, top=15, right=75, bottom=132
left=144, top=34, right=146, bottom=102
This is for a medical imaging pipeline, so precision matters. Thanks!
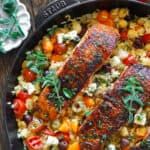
left=37, top=23, right=119, bottom=117
left=58, top=23, right=119, bottom=95
left=79, top=64, right=150, bottom=149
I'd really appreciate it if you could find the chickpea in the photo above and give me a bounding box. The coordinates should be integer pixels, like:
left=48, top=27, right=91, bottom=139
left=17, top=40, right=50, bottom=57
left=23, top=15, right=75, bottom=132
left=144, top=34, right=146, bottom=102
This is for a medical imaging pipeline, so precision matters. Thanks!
left=128, top=29, right=138, bottom=39
left=137, top=17, right=146, bottom=26
left=110, top=8, right=119, bottom=19
left=120, top=127, right=129, bottom=137
left=118, top=19, right=128, bottom=28
left=145, top=43, right=150, bottom=51
left=72, top=20, right=82, bottom=34
left=17, top=121, right=27, bottom=129
left=119, top=8, right=129, bottom=18
left=22, top=60, right=27, bottom=69
left=144, top=20, right=150, bottom=33
left=136, top=26, right=145, bottom=36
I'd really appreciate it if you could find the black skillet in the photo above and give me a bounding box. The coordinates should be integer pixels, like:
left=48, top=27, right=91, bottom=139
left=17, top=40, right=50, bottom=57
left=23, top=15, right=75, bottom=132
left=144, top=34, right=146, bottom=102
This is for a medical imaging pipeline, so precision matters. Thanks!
left=0, top=0, right=150, bottom=149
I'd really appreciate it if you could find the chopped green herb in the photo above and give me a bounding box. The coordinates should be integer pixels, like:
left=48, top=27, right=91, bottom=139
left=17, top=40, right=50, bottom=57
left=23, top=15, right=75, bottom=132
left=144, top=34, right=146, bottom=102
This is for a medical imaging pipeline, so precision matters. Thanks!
left=37, top=70, right=74, bottom=109
left=84, top=110, right=92, bottom=117
left=26, top=50, right=49, bottom=75
left=47, top=25, right=58, bottom=36
left=62, top=88, right=74, bottom=99
left=140, top=138, right=150, bottom=149
left=121, top=76, right=144, bottom=123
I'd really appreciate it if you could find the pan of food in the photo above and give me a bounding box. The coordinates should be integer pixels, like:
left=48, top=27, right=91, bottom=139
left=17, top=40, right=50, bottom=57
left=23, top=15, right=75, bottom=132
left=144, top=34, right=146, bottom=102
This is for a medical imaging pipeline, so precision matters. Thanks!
left=1, top=0, right=150, bottom=149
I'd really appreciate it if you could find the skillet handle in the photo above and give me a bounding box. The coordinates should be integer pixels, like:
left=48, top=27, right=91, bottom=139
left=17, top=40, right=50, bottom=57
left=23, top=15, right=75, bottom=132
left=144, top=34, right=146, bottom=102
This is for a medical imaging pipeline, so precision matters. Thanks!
left=35, top=0, right=81, bottom=28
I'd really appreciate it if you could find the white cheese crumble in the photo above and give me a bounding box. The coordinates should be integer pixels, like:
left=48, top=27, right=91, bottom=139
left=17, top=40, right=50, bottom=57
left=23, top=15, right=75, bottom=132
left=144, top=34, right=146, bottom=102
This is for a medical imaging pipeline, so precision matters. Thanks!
left=45, top=136, right=59, bottom=146
left=17, top=128, right=29, bottom=139
left=84, top=83, right=97, bottom=97
left=107, top=144, right=116, bottom=150
left=134, top=112, right=147, bottom=126
left=110, top=56, right=122, bottom=67
left=111, top=69, right=120, bottom=78
left=57, top=30, right=79, bottom=43
left=13, top=81, right=35, bottom=95
left=23, top=83, right=35, bottom=95
left=118, top=49, right=129, bottom=60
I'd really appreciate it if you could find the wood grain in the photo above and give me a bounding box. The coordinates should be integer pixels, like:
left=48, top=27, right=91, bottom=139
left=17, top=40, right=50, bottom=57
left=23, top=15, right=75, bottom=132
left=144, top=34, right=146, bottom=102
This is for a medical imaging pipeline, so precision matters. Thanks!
left=0, top=1, right=49, bottom=150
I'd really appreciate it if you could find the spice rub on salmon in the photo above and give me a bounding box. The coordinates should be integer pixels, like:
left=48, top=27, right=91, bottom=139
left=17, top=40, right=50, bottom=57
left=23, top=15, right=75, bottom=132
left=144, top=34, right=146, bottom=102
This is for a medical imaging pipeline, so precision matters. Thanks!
left=36, top=24, right=119, bottom=119
left=79, top=64, right=150, bottom=149
left=57, top=24, right=119, bottom=94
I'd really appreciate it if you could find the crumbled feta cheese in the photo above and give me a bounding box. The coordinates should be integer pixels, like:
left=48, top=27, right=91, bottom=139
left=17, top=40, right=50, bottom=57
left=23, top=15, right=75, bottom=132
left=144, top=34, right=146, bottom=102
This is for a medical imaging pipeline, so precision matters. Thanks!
left=57, top=30, right=79, bottom=43
left=118, top=49, right=129, bottom=60
left=107, top=144, right=116, bottom=150
left=57, top=33, right=64, bottom=43
left=22, top=83, right=35, bottom=95
left=111, top=69, right=120, bottom=78
left=111, top=56, right=122, bottom=67
left=64, top=30, right=78, bottom=40
left=17, top=128, right=29, bottom=139
left=134, top=113, right=147, bottom=126
left=45, top=136, right=59, bottom=146
left=13, top=77, right=35, bottom=95
left=84, top=83, right=97, bottom=96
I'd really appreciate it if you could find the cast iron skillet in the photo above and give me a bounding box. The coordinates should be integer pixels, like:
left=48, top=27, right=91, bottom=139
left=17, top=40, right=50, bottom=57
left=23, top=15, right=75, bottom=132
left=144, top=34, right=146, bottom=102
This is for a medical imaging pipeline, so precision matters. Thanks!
left=1, top=0, right=150, bottom=149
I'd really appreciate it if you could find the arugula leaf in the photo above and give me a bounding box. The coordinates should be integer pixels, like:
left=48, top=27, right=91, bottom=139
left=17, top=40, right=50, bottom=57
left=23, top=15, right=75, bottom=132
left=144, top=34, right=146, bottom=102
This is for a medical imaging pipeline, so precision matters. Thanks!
left=121, top=76, right=144, bottom=123
left=37, top=70, right=74, bottom=109
left=62, top=88, right=74, bottom=99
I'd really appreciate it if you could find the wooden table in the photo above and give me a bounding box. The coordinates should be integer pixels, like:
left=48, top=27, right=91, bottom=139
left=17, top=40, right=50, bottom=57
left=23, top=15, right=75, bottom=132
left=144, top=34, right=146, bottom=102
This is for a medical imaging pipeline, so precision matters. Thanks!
left=0, top=0, right=51, bottom=149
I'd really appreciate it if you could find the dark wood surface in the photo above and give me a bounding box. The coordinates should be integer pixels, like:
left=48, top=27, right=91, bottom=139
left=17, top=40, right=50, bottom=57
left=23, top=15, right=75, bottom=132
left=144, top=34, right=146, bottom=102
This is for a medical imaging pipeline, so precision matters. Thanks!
left=0, top=0, right=51, bottom=149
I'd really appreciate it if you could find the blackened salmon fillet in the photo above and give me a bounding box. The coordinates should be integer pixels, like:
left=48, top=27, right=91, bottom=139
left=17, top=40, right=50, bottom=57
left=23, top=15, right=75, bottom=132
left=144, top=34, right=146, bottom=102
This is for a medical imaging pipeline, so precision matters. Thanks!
left=36, top=24, right=119, bottom=119
left=79, top=64, right=150, bottom=150
left=57, top=23, right=119, bottom=94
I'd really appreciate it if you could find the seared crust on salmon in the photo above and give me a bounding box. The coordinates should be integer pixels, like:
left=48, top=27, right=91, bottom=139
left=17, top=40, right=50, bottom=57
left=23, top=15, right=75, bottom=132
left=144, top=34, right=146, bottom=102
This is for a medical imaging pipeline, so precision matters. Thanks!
left=79, top=64, right=150, bottom=149
left=58, top=24, right=119, bottom=93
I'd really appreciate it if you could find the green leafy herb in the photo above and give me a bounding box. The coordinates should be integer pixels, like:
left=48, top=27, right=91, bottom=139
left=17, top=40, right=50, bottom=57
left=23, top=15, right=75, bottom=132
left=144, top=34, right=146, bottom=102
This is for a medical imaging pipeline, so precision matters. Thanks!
left=84, top=110, right=92, bottom=117
left=140, top=138, right=150, bottom=150
left=37, top=70, right=74, bottom=109
left=121, top=76, right=144, bottom=123
left=47, top=25, right=58, bottom=36
left=62, top=88, right=74, bottom=99
left=26, top=50, right=49, bottom=75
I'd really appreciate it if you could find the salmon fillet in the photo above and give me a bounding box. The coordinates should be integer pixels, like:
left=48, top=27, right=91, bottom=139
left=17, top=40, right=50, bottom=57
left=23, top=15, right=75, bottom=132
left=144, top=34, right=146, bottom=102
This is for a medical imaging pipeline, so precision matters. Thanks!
left=79, top=64, right=150, bottom=149
left=36, top=24, right=119, bottom=120
left=57, top=24, right=119, bottom=94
